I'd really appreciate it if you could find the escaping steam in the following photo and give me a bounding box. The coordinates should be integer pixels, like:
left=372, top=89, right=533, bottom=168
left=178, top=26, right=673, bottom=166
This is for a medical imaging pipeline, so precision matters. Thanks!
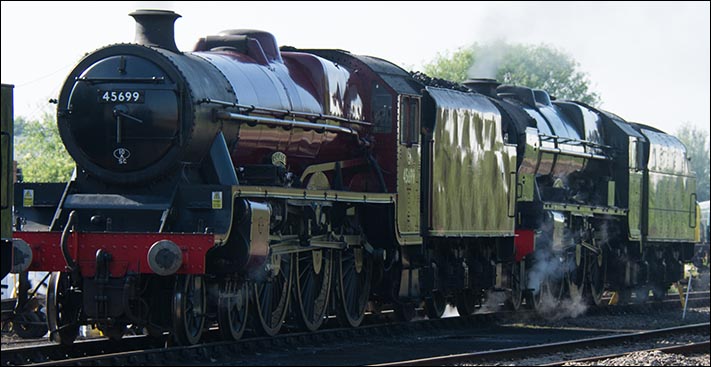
left=474, top=290, right=509, bottom=314
left=467, top=42, right=507, bottom=80
left=524, top=212, right=589, bottom=320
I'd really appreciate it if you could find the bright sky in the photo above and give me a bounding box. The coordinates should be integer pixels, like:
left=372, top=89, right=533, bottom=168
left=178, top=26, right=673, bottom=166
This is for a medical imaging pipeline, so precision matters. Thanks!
left=1, top=1, right=709, bottom=135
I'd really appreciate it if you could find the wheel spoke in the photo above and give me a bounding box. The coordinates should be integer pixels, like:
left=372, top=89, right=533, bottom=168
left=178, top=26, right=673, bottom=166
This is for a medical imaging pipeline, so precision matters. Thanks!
left=265, top=284, right=273, bottom=312
left=336, top=247, right=371, bottom=327
left=252, top=254, right=292, bottom=336
left=47, top=272, right=80, bottom=345
left=508, top=260, right=524, bottom=311
left=304, top=280, right=315, bottom=315
left=172, top=275, right=205, bottom=345
left=567, top=253, right=586, bottom=304
left=587, top=251, right=605, bottom=306
left=293, top=248, right=332, bottom=331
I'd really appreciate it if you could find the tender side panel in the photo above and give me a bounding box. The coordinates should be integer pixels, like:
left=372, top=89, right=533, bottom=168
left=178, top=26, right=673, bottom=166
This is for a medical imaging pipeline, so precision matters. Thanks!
left=424, top=87, right=516, bottom=236
left=641, top=129, right=696, bottom=242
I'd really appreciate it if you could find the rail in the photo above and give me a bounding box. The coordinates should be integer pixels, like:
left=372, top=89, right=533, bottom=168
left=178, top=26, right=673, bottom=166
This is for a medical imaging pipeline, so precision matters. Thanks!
left=542, top=341, right=710, bottom=366
left=372, top=322, right=710, bottom=366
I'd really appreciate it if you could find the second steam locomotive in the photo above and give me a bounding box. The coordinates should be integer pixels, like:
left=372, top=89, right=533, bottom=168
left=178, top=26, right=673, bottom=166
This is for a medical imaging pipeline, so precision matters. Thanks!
left=13, top=10, right=699, bottom=345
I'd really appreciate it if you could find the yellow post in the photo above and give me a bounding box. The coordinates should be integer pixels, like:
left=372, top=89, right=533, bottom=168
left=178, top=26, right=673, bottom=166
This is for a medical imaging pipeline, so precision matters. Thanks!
left=608, top=291, right=618, bottom=305
left=677, top=281, right=686, bottom=308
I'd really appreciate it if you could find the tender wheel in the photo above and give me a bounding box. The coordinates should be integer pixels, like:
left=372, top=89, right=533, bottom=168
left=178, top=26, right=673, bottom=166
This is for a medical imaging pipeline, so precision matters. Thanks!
left=172, top=274, right=206, bottom=345
left=633, top=288, right=650, bottom=303
left=617, top=288, right=632, bottom=304
left=394, top=302, right=416, bottom=321
left=12, top=311, right=48, bottom=339
left=650, top=282, right=668, bottom=302
left=99, top=324, right=126, bottom=341
left=335, top=245, right=372, bottom=327
left=507, top=260, right=525, bottom=311
left=455, top=288, right=480, bottom=316
left=46, top=272, right=80, bottom=345
left=252, top=253, right=293, bottom=336
left=144, top=325, right=166, bottom=340
left=218, top=280, right=249, bottom=341
left=424, top=290, right=447, bottom=319
left=294, top=249, right=332, bottom=331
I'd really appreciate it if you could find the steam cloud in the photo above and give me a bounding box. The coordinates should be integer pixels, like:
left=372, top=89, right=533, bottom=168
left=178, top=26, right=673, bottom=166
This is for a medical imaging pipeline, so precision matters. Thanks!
left=467, top=42, right=507, bottom=80
left=524, top=213, right=589, bottom=320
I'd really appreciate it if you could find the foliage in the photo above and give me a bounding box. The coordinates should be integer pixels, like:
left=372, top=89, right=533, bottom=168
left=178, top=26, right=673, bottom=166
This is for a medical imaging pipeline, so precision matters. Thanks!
left=423, top=43, right=708, bottom=200
left=423, top=41, right=600, bottom=105
left=14, top=113, right=74, bottom=182
left=675, top=122, right=710, bottom=202
left=421, top=48, right=475, bottom=83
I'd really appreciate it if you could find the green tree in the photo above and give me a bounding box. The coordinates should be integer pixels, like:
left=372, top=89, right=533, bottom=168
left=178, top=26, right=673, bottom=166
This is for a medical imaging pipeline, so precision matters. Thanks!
left=675, top=122, right=710, bottom=202
left=421, top=48, right=474, bottom=83
left=14, top=113, right=74, bottom=182
left=423, top=41, right=600, bottom=105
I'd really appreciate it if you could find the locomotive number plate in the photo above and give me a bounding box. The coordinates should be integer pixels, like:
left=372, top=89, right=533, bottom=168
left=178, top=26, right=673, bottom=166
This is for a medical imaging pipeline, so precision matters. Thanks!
left=98, top=90, right=144, bottom=103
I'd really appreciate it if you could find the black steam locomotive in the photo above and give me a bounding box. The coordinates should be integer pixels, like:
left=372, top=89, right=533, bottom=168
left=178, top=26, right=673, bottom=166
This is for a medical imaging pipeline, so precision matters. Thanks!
left=13, top=10, right=699, bottom=345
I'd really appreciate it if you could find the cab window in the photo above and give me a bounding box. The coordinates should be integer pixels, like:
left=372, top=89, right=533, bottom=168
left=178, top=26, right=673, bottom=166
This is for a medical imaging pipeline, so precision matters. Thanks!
left=399, top=95, right=420, bottom=146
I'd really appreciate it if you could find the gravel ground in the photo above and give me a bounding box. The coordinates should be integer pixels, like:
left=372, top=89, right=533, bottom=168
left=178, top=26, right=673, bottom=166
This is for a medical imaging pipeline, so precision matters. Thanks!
left=454, top=332, right=709, bottom=366
left=564, top=350, right=710, bottom=366
left=457, top=306, right=710, bottom=366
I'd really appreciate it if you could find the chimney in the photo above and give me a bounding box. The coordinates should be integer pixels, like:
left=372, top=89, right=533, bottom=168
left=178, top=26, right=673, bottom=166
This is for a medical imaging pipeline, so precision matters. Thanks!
left=129, top=9, right=181, bottom=53
left=463, top=78, right=501, bottom=98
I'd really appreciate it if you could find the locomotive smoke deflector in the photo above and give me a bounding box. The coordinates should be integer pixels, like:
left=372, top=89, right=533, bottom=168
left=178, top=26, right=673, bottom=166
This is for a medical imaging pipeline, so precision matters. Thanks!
left=129, top=9, right=181, bottom=52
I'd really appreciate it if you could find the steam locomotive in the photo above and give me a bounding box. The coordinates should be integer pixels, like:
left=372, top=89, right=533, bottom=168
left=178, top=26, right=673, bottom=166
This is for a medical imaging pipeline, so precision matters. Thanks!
left=2, top=85, right=50, bottom=339
left=12, top=10, right=699, bottom=345
left=2, top=84, right=14, bottom=282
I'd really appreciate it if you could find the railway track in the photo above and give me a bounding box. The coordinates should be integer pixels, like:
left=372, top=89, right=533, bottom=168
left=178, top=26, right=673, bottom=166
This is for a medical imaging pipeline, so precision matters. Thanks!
left=1, top=292, right=708, bottom=366
left=373, top=322, right=710, bottom=366
left=542, top=341, right=710, bottom=366
left=1, top=312, right=508, bottom=366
